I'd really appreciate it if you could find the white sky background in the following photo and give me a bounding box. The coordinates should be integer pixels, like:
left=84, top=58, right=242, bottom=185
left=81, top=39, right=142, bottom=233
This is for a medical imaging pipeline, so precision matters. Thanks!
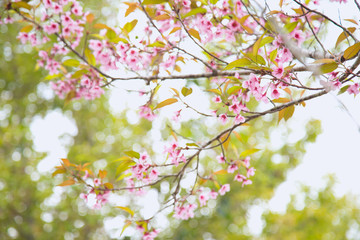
left=29, top=0, right=360, bottom=237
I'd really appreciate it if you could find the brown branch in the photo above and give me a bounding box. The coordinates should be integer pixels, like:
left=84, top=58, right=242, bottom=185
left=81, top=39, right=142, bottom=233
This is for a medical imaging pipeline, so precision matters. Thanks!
left=293, top=0, right=358, bottom=42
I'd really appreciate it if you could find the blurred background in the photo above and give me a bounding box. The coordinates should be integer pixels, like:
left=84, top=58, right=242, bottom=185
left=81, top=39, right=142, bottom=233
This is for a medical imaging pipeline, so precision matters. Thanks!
left=1, top=0, right=360, bottom=239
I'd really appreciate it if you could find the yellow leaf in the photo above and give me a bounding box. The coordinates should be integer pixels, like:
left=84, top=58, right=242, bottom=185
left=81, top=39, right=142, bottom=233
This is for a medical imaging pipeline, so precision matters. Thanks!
left=93, top=23, right=111, bottom=30
left=283, top=105, right=295, bottom=121
left=99, top=170, right=107, bottom=179
left=220, top=133, right=231, bottom=151
left=104, top=182, right=114, bottom=190
left=224, top=58, right=252, bottom=70
left=312, top=59, right=336, bottom=64
left=239, top=148, right=260, bottom=158
left=169, top=27, right=181, bottom=35
left=213, top=169, right=227, bottom=175
left=188, top=28, right=201, bottom=42
left=52, top=168, right=66, bottom=177
left=272, top=98, right=290, bottom=103
left=154, top=14, right=170, bottom=21
left=58, top=179, right=76, bottom=187
left=61, top=158, right=71, bottom=167
left=20, top=25, right=33, bottom=33
left=125, top=2, right=138, bottom=17
left=335, top=27, right=356, bottom=48
left=283, top=88, right=292, bottom=95
left=343, top=42, right=360, bottom=60
left=116, top=206, right=135, bottom=217
left=86, top=13, right=94, bottom=23
left=181, top=87, right=192, bottom=97
left=120, top=220, right=132, bottom=237
left=206, top=89, right=222, bottom=95
left=170, top=88, right=180, bottom=97
left=154, top=98, right=178, bottom=110
left=344, top=19, right=358, bottom=25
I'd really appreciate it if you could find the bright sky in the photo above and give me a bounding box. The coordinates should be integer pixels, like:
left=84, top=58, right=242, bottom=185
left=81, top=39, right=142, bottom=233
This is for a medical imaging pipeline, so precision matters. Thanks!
left=30, top=0, right=360, bottom=237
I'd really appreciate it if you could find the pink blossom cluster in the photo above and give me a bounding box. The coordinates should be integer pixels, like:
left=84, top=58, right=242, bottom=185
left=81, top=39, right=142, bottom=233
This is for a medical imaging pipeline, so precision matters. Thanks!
left=80, top=179, right=111, bottom=210
left=130, top=152, right=159, bottom=184
left=164, top=142, right=187, bottom=166
left=51, top=69, right=105, bottom=100
left=139, top=106, right=156, bottom=121
left=174, top=202, right=197, bottom=220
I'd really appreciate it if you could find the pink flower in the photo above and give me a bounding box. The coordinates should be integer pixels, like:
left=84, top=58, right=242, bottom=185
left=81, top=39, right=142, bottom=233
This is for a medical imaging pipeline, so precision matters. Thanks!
left=149, top=168, right=159, bottom=181
left=212, top=95, right=222, bottom=103
left=234, top=114, right=245, bottom=124
left=209, top=190, right=218, bottom=199
left=219, top=114, right=228, bottom=124
left=44, top=22, right=60, bottom=35
left=94, top=178, right=101, bottom=186
left=199, top=194, right=209, bottom=207
left=229, top=102, right=241, bottom=114
left=80, top=193, right=88, bottom=202
left=219, top=184, right=230, bottom=195
left=347, top=83, right=359, bottom=96
left=243, top=157, right=250, bottom=168
left=83, top=170, right=89, bottom=180
left=17, top=32, right=29, bottom=44
left=242, top=179, right=252, bottom=187
left=272, top=65, right=284, bottom=79
left=216, top=153, right=226, bottom=164
left=271, top=89, right=280, bottom=99
left=234, top=174, right=246, bottom=182
left=139, top=105, right=156, bottom=121
left=227, top=164, right=238, bottom=173
left=247, top=167, right=256, bottom=178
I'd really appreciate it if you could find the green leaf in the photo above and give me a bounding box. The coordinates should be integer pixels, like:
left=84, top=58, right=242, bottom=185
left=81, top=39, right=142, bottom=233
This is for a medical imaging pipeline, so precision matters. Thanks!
left=182, top=8, right=207, bottom=18
left=116, top=160, right=136, bottom=175
left=106, top=29, right=117, bottom=41
left=319, top=62, right=338, bottom=74
left=338, top=85, right=350, bottom=95
left=269, top=49, right=278, bottom=62
left=147, top=41, right=166, bottom=47
left=124, top=151, right=140, bottom=159
left=154, top=98, right=178, bottom=109
left=343, top=42, right=360, bottom=60
left=253, top=34, right=264, bottom=56
left=284, top=22, right=298, bottom=33
left=224, top=58, right=252, bottom=70
left=181, top=87, right=193, bottom=97
left=72, top=69, right=88, bottom=79
left=116, top=172, right=132, bottom=181
left=186, top=143, right=199, bottom=147
left=85, top=49, right=96, bottom=66
left=120, top=220, right=132, bottom=237
left=239, top=148, right=260, bottom=158
left=227, top=86, right=242, bottom=95
left=116, top=206, right=135, bottom=217
left=123, top=19, right=138, bottom=35
left=260, top=36, right=274, bottom=48
left=63, top=59, right=80, bottom=67
left=44, top=73, right=62, bottom=81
